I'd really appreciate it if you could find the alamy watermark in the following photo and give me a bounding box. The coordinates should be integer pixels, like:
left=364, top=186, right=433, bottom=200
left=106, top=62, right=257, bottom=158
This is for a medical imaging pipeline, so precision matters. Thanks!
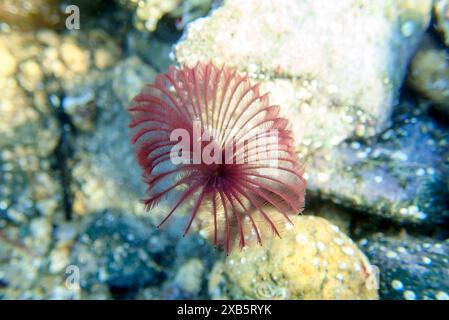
left=65, top=265, right=80, bottom=290
left=169, top=121, right=281, bottom=167
left=65, top=5, right=80, bottom=30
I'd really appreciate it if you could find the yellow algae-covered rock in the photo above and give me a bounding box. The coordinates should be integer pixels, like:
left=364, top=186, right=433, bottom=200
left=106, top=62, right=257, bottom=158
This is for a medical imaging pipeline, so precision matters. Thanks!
left=435, top=0, right=449, bottom=47
left=0, top=0, right=64, bottom=31
left=209, top=214, right=379, bottom=300
left=408, top=37, right=449, bottom=117
left=307, top=203, right=352, bottom=235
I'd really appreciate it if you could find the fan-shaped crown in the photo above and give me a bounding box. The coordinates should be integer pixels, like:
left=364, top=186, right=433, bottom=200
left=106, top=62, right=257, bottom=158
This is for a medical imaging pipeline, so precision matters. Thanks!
left=129, top=62, right=306, bottom=253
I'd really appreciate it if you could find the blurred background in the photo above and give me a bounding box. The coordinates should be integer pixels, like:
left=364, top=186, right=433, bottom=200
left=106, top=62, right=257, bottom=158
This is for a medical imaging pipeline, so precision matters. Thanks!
left=0, top=0, right=448, bottom=300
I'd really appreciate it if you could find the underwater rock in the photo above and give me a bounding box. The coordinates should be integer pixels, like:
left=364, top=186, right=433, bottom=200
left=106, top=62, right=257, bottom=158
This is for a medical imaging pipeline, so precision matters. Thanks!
left=0, top=0, right=65, bottom=31
left=59, top=30, right=122, bottom=131
left=119, top=0, right=181, bottom=32
left=0, top=32, right=60, bottom=160
left=0, top=265, right=82, bottom=299
left=69, top=210, right=217, bottom=298
left=0, top=29, right=122, bottom=220
left=117, top=0, right=212, bottom=33
left=57, top=29, right=122, bottom=82
left=173, top=258, right=205, bottom=296
left=160, top=258, right=206, bottom=299
left=60, top=41, right=91, bottom=74
left=0, top=171, right=62, bottom=298
left=70, top=210, right=166, bottom=291
left=67, top=57, right=155, bottom=216
left=0, top=216, right=81, bottom=299
left=0, top=0, right=107, bottom=31
left=306, top=203, right=352, bottom=235
left=208, top=214, right=379, bottom=300
left=306, top=111, right=449, bottom=225
left=158, top=219, right=220, bottom=299
left=175, top=0, right=214, bottom=30
left=126, top=31, right=175, bottom=72
left=0, top=29, right=121, bottom=133
left=359, top=234, right=449, bottom=300
left=48, top=222, right=79, bottom=275
left=0, top=29, right=123, bottom=299
left=0, top=153, right=63, bottom=223
left=0, top=31, right=63, bottom=229
left=0, top=212, right=64, bottom=299
left=435, top=0, right=449, bottom=47
left=408, top=37, right=449, bottom=117
left=0, top=78, right=59, bottom=159
left=176, top=0, right=432, bottom=156
left=0, top=41, right=16, bottom=77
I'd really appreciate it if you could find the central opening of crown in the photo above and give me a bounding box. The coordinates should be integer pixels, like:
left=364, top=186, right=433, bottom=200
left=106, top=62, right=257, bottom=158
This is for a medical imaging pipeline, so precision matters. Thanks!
left=211, top=164, right=225, bottom=177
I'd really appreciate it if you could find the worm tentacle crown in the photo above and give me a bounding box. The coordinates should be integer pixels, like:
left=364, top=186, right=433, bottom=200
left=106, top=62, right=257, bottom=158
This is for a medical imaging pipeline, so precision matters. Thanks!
left=129, top=62, right=306, bottom=253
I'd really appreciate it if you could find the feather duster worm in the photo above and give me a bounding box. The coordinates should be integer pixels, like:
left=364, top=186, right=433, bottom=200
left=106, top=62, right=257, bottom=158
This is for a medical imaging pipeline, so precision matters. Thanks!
left=129, top=62, right=306, bottom=253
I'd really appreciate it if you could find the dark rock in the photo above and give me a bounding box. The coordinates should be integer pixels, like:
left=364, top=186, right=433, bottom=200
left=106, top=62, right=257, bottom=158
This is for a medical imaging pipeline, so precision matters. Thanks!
left=307, top=112, right=449, bottom=225
left=71, top=210, right=168, bottom=290
left=68, top=57, right=155, bottom=216
left=360, top=234, right=449, bottom=300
